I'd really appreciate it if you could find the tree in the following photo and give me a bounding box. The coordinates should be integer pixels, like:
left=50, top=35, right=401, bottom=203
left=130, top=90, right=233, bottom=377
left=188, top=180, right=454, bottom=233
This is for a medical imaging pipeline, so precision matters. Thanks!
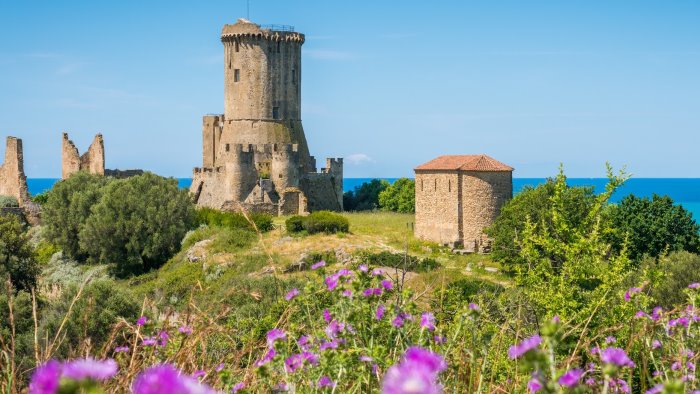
left=79, top=173, right=196, bottom=276
left=42, top=172, right=110, bottom=260
left=378, top=178, right=415, bottom=213
left=643, top=251, right=700, bottom=308
left=486, top=176, right=598, bottom=273
left=606, top=194, right=700, bottom=261
left=0, top=214, right=39, bottom=291
left=343, top=179, right=389, bottom=211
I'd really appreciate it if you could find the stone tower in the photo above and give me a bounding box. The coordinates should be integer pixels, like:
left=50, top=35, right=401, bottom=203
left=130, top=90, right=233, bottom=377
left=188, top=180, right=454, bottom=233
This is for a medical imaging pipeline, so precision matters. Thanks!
left=61, top=133, right=105, bottom=179
left=192, top=19, right=343, bottom=215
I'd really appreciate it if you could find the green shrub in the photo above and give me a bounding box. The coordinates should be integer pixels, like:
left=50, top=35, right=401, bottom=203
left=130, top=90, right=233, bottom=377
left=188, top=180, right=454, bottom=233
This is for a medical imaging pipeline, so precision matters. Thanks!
left=79, top=173, right=196, bottom=277
left=35, top=240, right=60, bottom=264
left=431, top=278, right=503, bottom=322
left=606, top=194, right=700, bottom=261
left=0, top=214, right=39, bottom=291
left=358, top=250, right=440, bottom=272
left=42, top=172, right=110, bottom=260
left=196, top=207, right=273, bottom=232
left=38, top=280, right=140, bottom=358
left=343, top=179, right=389, bottom=211
left=32, top=192, right=49, bottom=205
left=378, top=178, right=415, bottom=213
left=209, top=227, right=256, bottom=253
left=645, top=251, right=700, bottom=308
left=285, top=215, right=305, bottom=233
left=0, top=194, right=19, bottom=207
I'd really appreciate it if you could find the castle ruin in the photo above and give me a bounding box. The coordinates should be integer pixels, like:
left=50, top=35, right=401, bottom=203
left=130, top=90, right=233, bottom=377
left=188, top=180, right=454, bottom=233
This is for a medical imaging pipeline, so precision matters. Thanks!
left=62, top=133, right=105, bottom=179
left=0, top=136, right=32, bottom=206
left=191, top=19, right=343, bottom=215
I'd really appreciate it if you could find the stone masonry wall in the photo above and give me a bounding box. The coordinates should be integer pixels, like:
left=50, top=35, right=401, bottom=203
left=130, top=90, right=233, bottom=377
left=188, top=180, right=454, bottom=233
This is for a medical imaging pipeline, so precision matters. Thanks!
left=460, top=171, right=512, bottom=249
left=414, top=171, right=461, bottom=246
left=62, top=133, right=105, bottom=179
left=0, top=136, right=32, bottom=206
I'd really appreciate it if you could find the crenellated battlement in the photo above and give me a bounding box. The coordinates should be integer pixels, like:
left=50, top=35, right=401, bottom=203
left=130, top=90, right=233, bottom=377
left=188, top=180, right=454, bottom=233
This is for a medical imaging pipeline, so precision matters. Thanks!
left=221, top=19, right=305, bottom=43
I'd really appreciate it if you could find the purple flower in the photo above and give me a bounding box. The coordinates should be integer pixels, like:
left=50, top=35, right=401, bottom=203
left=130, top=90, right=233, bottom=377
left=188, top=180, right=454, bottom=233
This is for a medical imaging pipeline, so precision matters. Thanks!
left=114, top=346, right=129, bottom=353
left=651, top=306, right=663, bottom=320
left=311, top=260, right=326, bottom=270
left=381, top=279, right=394, bottom=290
left=605, top=336, right=617, bottom=344
left=325, top=274, right=339, bottom=291
left=669, top=317, right=690, bottom=328
left=342, top=289, right=353, bottom=297
left=29, top=360, right=61, bottom=394
left=318, top=376, right=336, bottom=388
left=232, top=382, right=245, bottom=393
left=601, top=347, right=635, bottom=368
left=266, top=329, right=286, bottom=348
left=132, top=364, right=216, bottom=394
left=652, top=340, right=662, bottom=349
left=319, top=339, right=339, bottom=351
left=382, top=347, right=446, bottom=394
left=671, top=361, right=681, bottom=371
left=142, top=336, right=157, bottom=347
left=303, top=352, right=320, bottom=365
left=508, top=335, right=541, bottom=359
left=359, top=264, right=369, bottom=272
left=392, top=314, right=405, bottom=328
left=158, top=330, right=170, bottom=347
left=285, top=288, right=299, bottom=301
left=434, top=335, right=447, bottom=344
left=216, top=363, right=225, bottom=372
left=646, top=384, right=663, bottom=394
left=325, top=320, right=345, bottom=339
left=323, top=309, right=332, bottom=322
left=360, top=355, right=373, bottom=362
left=558, top=368, right=583, bottom=387
left=192, top=370, right=206, bottom=379
left=62, top=358, right=118, bottom=381
left=136, top=316, right=148, bottom=326
left=363, top=288, right=378, bottom=297
left=255, top=348, right=276, bottom=367
left=590, top=346, right=600, bottom=355
left=635, top=311, right=650, bottom=319
left=689, top=283, right=700, bottom=289
left=624, top=287, right=642, bottom=301
left=688, top=361, right=696, bottom=371
left=178, top=325, right=192, bottom=335
left=468, top=303, right=479, bottom=311
left=371, top=268, right=384, bottom=276
left=285, top=354, right=305, bottom=373
left=376, top=304, right=386, bottom=320
left=528, top=377, right=542, bottom=392
left=551, top=315, right=560, bottom=323
left=420, top=312, right=436, bottom=331
left=298, top=335, right=311, bottom=351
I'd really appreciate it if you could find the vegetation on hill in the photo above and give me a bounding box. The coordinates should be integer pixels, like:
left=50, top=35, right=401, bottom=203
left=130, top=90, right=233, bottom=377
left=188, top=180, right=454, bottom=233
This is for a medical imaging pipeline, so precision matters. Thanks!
left=286, top=211, right=350, bottom=234
left=0, top=195, right=19, bottom=207
left=378, top=177, right=415, bottom=213
left=0, top=214, right=39, bottom=291
left=343, top=179, right=389, bottom=211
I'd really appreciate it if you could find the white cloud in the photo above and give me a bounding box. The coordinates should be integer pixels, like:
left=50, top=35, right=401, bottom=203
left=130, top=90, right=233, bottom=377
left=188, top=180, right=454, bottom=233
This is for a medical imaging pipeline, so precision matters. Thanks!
left=346, top=153, right=373, bottom=165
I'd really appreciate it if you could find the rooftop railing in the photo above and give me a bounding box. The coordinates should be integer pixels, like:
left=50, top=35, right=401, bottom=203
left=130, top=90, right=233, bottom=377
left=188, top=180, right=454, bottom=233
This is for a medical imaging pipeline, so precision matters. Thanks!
left=260, top=24, right=295, bottom=32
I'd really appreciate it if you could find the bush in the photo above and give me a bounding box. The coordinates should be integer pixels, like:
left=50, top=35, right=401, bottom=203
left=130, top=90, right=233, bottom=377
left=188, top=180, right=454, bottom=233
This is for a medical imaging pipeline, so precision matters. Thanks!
left=378, top=178, right=415, bottom=213
left=39, top=280, right=140, bottom=358
left=606, top=194, right=700, bottom=261
left=486, top=177, right=597, bottom=273
left=32, top=192, right=49, bottom=205
left=286, top=211, right=349, bottom=234
left=43, top=172, right=110, bottom=260
left=79, top=173, right=196, bottom=276
left=196, top=207, right=273, bottom=232
left=35, top=240, right=60, bottom=264
left=0, top=195, right=18, bottom=207
left=358, top=250, right=440, bottom=272
left=209, top=227, right=256, bottom=253
left=0, top=214, right=39, bottom=291
left=343, top=179, right=389, bottom=211
left=645, top=251, right=700, bottom=308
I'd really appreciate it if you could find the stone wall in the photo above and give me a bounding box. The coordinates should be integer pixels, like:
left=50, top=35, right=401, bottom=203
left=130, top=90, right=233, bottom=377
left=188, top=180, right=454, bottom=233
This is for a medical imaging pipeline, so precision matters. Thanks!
left=0, top=136, right=32, bottom=206
left=414, top=169, right=512, bottom=249
left=62, top=133, right=105, bottom=179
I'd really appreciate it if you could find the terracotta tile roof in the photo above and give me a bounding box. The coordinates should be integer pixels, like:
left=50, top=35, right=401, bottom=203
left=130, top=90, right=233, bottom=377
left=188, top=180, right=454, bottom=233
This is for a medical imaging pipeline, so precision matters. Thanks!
left=414, top=155, right=514, bottom=172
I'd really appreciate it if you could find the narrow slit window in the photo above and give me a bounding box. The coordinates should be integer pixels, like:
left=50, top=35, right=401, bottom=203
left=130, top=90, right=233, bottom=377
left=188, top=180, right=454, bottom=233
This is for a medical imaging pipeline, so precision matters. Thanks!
left=420, top=180, right=424, bottom=191
left=292, top=69, right=296, bottom=84
left=272, top=106, right=280, bottom=119
left=277, top=41, right=281, bottom=53
left=448, top=179, right=451, bottom=192
left=225, top=144, right=230, bottom=152
left=234, top=69, right=240, bottom=82
left=434, top=179, right=437, bottom=191
left=235, top=41, right=239, bottom=52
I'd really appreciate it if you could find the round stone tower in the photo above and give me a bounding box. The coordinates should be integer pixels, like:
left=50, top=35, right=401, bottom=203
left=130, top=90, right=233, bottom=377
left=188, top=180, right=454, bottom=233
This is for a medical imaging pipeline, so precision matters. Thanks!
left=220, top=19, right=313, bottom=172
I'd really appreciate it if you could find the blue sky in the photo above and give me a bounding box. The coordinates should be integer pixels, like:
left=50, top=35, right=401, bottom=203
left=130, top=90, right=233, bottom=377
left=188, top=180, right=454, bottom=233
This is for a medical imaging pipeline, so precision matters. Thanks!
left=0, top=1, right=698, bottom=178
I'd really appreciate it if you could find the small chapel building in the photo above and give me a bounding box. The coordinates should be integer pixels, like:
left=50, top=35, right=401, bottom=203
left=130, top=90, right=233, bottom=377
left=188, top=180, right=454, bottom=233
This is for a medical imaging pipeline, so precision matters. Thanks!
left=414, top=154, right=513, bottom=252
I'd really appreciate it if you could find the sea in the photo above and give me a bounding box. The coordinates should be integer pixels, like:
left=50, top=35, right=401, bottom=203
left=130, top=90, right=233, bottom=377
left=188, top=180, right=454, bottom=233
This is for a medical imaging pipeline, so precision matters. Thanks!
left=26, top=178, right=700, bottom=221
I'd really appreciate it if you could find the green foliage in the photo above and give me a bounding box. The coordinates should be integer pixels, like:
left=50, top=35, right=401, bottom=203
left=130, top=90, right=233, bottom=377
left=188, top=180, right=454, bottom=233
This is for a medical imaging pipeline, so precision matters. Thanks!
left=208, top=227, right=256, bottom=254
left=39, top=280, right=140, bottom=358
left=378, top=178, right=415, bottom=213
left=606, top=194, right=700, bottom=261
left=32, top=192, right=50, bottom=205
left=196, top=207, right=273, bottom=232
left=431, top=278, right=503, bottom=322
left=286, top=211, right=350, bottom=234
left=0, top=195, right=18, bottom=207
left=0, top=214, right=39, bottom=291
left=343, top=179, right=389, bottom=211
left=35, top=240, right=60, bottom=264
left=0, top=288, right=36, bottom=373
left=514, top=165, right=637, bottom=327
left=486, top=177, right=597, bottom=273
left=357, top=250, right=441, bottom=272
left=78, top=173, right=196, bottom=276
left=645, top=251, right=700, bottom=308
left=42, top=172, right=110, bottom=260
